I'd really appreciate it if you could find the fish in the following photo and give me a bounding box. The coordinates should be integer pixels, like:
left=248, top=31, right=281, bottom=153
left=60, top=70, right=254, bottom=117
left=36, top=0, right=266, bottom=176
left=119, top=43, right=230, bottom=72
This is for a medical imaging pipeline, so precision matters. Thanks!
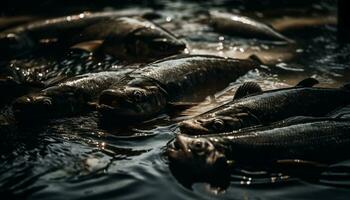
left=0, top=12, right=185, bottom=60
left=209, top=11, right=293, bottom=42
left=13, top=70, right=133, bottom=121
left=0, top=49, right=125, bottom=105
left=167, top=118, right=350, bottom=176
left=179, top=79, right=350, bottom=135
left=98, top=55, right=258, bottom=122
left=0, top=12, right=126, bottom=59
left=89, top=17, right=186, bottom=61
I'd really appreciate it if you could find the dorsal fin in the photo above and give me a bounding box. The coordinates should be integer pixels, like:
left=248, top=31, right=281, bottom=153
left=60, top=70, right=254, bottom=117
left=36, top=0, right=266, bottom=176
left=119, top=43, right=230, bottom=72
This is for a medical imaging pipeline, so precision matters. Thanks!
left=248, top=54, right=263, bottom=64
left=233, top=82, right=263, bottom=100
left=295, top=78, right=319, bottom=87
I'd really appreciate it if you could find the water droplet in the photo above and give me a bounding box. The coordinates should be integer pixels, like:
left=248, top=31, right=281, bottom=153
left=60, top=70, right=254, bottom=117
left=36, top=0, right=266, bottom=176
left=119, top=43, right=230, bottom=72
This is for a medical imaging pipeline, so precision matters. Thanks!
left=166, top=16, right=172, bottom=22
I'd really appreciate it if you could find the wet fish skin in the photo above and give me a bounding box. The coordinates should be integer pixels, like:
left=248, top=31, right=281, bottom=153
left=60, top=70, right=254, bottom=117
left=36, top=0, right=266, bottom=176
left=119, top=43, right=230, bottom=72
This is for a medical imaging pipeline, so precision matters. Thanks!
left=13, top=70, right=133, bottom=121
left=98, top=55, right=258, bottom=121
left=0, top=12, right=123, bottom=58
left=168, top=119, right=350, bottom=175
left=209, top=11, right=293, bottom=42
left=179, top=85, right=350, bottom=135
left=94, top=17, right=186, bottom=61
left=208, top=120, right=350, bottom=164
left=0, top=12, right=186, bottom=59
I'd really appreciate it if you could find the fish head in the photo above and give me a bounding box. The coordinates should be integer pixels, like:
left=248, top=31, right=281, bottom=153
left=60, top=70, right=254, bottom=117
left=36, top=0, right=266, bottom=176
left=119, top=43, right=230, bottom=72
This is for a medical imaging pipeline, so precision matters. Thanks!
left=98, top=85, right=167, bottom=120
left=167, top=134, right=227, bottom=175
left=125, top=27, right=186, bottom=59
left=179, top=115, right=242, bottom=135
left=13, top=86, right=88, bottom=120
left=13, top=93, right=53, bottom=121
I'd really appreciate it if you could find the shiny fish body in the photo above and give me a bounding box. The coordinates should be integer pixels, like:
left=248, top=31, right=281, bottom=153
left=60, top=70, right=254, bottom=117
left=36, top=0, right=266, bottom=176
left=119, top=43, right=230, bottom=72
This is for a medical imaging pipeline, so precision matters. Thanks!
left=13, top=70, right=133, bottom=120
left=180, top=86, right=350, bottom=135
left=209, top=11, right=293, bottom=42
left=137, top=55, right=257, bottom=100
left=98, top=55, right=258, bottom=121
left=206, top=119, right=350, bottom=164
left=94, top=17, right=185, bottom=61
left=0, top=12, right=185, bottom=60
left=168, top=116, right=350, bottom=176
left=0, top=12, right=129, bottom=58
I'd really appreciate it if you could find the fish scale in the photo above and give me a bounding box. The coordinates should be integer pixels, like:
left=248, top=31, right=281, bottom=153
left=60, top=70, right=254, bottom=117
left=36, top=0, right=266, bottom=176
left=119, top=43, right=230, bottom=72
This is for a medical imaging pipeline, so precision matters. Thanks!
left=187, top=86, right=350, bottom=134
left=98, top=55, right=258, bottom=121
left=137, top=55, right=257, bottom=101
left=207, top=120, right=350, bottom=163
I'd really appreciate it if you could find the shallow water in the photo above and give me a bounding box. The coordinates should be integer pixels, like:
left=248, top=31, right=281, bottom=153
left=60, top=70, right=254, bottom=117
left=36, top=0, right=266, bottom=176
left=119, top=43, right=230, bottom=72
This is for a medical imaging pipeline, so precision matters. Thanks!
left=1, top=0, right=350, bottom=199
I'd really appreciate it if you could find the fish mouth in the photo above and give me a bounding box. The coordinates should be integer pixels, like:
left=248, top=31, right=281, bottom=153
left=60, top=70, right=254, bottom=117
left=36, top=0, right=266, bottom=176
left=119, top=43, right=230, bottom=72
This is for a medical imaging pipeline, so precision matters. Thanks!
left=170, top=40, right=186, bottom=52
left=167, top=135, right=193, bottom=162
left=13, top=95, right=52, bottom=120
left=98, top=89, right=143, bottom=118
left=178, top=120, right=210, bottom=135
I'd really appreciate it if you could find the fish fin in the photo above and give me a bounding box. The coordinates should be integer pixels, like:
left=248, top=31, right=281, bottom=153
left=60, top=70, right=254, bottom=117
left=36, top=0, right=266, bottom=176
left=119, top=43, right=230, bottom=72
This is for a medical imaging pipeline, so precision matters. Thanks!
left=295, top=78, right=319, bottom=87
left=70, top=40, right=103, bottom=52
left=167, top=102, right=198, bottom=110
left=248, top=54, right=263, bottom=64
left=233, top=82, right=263, bottom=100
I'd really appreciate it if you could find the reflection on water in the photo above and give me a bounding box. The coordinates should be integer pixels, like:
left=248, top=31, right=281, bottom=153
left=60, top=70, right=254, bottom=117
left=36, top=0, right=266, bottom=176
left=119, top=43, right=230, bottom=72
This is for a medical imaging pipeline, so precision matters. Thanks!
left=1, top=0, right=350, bottom=199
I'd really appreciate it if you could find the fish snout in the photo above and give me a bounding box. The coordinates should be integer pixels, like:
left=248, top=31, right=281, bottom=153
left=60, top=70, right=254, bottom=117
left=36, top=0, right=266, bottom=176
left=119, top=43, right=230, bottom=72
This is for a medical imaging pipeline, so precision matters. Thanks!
left=152, top=37, right=186, bottom=57
left=170, top=40, right=186, bottom=52
left=179, top=119, right=209, bottom=135
left=13, top=95, right=52, bottom=120
left=167, top=134, right=193, bottom=161
left=99, top=89, right=125, bottom=109
left=162, top=39, right=186, bottom=56
left=98, top=88, right=139, bottom=119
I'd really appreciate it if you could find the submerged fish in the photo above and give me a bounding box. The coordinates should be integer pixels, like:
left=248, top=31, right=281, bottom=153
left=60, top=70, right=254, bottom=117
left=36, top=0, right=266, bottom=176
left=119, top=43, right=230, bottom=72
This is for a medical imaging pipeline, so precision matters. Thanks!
left=179, top=79, right=350, bottom=135
left=168, top=118, right=350, bottom=176
left=13, top=70, right=133, bottom=121
left=98, top=55, right=258, bottom=122
left=209, top=11, right=293, bottom=42
left=0, top=12, right=185, bottom=60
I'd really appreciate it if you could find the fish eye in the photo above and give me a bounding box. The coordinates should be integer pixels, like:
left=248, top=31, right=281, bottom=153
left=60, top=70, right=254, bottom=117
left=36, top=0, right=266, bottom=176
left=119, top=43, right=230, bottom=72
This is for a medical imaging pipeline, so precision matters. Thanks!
left=212, top=119, right=224, bottom=131
left=133, top=90, right=145, bottom=102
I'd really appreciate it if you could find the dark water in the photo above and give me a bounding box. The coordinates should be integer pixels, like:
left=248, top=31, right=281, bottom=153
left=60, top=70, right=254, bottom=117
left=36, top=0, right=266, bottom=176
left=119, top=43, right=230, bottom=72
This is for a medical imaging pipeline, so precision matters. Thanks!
left=1, top=0, right=350, bottom=199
